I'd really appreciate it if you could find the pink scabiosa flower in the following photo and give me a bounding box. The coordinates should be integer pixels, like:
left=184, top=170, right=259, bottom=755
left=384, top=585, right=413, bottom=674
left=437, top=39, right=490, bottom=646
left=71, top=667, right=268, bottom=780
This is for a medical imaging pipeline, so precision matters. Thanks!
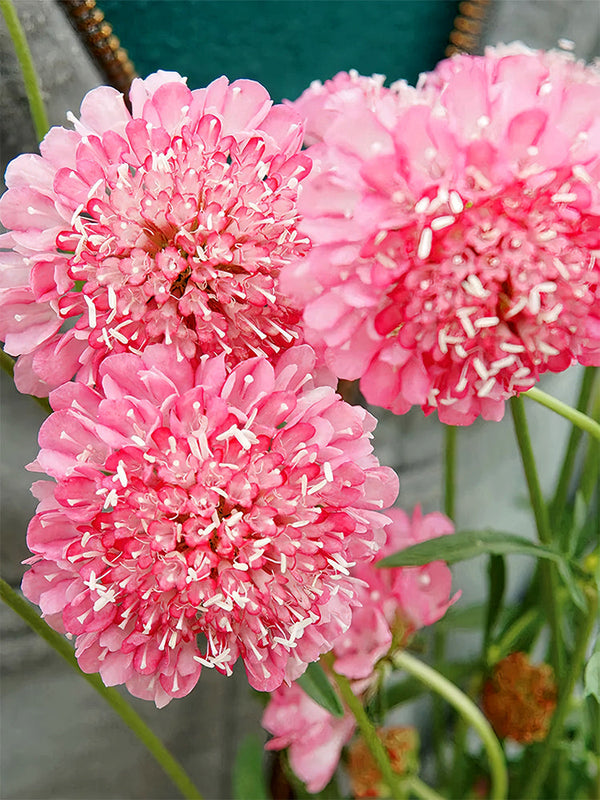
left=283, top=48, right=600, bottom=424
left=21, top=344, right=398, bottom=706
left=0, top=72, right=310, bottom=395
left=292, top=69, right=420, bottom=147
left=263, top=681, right=356, bottom=793
left=333, top=506, right=458, bottom=680
left=262, top=506, right=457, bottom=791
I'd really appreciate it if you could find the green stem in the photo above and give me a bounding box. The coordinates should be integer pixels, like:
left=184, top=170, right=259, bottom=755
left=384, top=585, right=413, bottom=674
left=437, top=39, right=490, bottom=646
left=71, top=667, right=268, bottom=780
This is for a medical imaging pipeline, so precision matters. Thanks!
left=0, top=0, right=49, bottom=140
left=402, top=774, right=445, bottom=800
left=524, top=383, right=600, bottom=443
left=431, top=631, right=447, bottom=786
left=393, top=651, right=508, bottom=800
left=0, top=578, right=203, bottom=800
left=509, top=396, right=563, bottom=681
left=550, top=368, right=597, bottom=519
left=580, top=385, right=600, bottom=505
left=434, top=424, right=457, bottom=786
left=519, top=587, right=598, bottom=800
left=1, top=348, right=52, bottom=415
left=327, top=663, right=405, bottom=800
left=444, top=424, right=456, bottom=521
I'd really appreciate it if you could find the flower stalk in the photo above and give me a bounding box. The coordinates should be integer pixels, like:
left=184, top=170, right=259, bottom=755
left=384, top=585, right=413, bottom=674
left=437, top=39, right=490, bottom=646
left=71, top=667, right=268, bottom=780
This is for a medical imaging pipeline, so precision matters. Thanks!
left=550, top=367, right=598, bottom=519
left=509, top=395, right=563, bottom=681
left=393, top=650, right=508, bottom=800
left=0, top=0, right=49, bottom=140
left=0, top=578, right=204, bottom=800
left=524, top=384, right=600, bottom=443
left=327, top=660, right=406, bottom=800
left=519, top=586, right=598, bottom=800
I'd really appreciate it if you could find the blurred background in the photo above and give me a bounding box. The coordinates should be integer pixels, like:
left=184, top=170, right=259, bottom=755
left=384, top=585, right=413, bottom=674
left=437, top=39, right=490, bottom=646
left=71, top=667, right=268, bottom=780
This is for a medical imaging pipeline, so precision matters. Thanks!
left=1, top=1, right=599, bottom=797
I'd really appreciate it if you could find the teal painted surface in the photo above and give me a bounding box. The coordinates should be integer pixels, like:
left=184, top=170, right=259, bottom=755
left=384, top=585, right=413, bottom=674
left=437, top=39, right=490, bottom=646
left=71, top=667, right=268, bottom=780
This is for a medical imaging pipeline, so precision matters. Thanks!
left=100, top=0, right=458, bottom=101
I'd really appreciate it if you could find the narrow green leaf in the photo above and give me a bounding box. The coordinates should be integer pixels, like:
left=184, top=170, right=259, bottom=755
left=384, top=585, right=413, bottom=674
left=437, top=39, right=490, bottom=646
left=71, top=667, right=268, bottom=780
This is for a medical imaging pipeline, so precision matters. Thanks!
left=556, top=559, right=588, bottom=612
left=584, top=652, right=600, bottom=702
left=484, top=555, right=506, bottom=651
left=434, top=603, right=486, bottom=631
left=232, top=734, right=269, bottom=800
left=296, top=661, right=344, bottom=717
left=378, top=529, right=567, bottom=568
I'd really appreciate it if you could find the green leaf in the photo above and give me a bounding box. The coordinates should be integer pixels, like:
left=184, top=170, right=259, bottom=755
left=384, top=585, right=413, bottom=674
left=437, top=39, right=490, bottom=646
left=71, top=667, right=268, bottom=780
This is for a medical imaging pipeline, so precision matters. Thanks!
left=584, top=649, right=600, bottom=703
left=556, top=558, right=588, bottom=612
left=434, top=603, right=486, bottom=631
left=378, top=529, right=568, bottom=568
left=296, top=661, right=345, bottom=718
left=232, top=734, right=269, bottom=800
left=484, top=555, right=506, bottom=651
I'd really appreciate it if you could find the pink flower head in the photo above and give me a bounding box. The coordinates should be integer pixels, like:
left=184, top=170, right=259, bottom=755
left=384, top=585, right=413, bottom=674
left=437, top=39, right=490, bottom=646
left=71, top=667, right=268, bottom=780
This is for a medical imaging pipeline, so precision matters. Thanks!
left=21, top=344, right=398, bottom=706
left=283, top=49, right=600, bottom=424
left=0, top=72, right=311, bottom=395
left=263, top=682, right=356, bottom=793
left=292, top=70, right=420, bottom=146
left=333, top=506, right=458, bottom=681
left=262, top=506, right=457, bottom=790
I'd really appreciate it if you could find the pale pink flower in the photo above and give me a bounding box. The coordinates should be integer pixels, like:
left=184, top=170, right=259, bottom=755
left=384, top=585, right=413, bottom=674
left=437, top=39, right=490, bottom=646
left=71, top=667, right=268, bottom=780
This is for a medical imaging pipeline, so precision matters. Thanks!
left=291, top=70, right=420, bottom=146
left=21, top=344, right=398, bottom=706
left=283, top=49, right=600, bottom=424
left=263, top=682, right=356, bottom=793
left=333, top=506, right=458, bottom=680
left=262, top=506, right=457, bottom=790
left=0, top=72, right=310, bottom=395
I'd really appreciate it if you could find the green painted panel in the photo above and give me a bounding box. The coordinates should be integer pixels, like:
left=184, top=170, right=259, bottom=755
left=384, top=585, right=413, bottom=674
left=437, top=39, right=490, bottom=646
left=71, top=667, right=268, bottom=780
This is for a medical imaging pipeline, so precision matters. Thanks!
left=100, top=0, right=458, bottom=101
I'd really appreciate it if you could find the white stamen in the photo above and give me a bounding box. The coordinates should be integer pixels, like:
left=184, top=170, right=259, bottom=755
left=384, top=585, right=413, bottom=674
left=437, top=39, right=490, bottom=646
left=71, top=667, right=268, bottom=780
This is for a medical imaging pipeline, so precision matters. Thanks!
left=417, top=227, right=432, bottom=259
left=83, top=294, right=97, bottom=328
left=431, top=215, right=455, bottom=231
left=474, top=315, right=499, bottom=329
left=449, top=191, right=464, bottom=214
left=414, top=196, right=430, bottom=214
left=477, top=377, right=496, bottom=397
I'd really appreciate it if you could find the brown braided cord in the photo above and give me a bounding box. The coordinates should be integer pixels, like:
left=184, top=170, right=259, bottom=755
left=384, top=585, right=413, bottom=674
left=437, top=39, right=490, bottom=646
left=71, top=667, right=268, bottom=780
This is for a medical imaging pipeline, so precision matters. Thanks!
left=446, top=0, right=492, bottom=56
left=58, top=0, right=137, bottom=95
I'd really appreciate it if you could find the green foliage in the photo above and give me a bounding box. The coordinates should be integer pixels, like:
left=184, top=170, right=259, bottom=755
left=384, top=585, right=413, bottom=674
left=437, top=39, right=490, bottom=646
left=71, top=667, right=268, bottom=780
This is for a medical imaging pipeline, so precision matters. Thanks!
left=296, top=661, right=345, bottom=718
left=378, top=529, right=568, bottom=568
left=232, top=734, right=269, bottom=800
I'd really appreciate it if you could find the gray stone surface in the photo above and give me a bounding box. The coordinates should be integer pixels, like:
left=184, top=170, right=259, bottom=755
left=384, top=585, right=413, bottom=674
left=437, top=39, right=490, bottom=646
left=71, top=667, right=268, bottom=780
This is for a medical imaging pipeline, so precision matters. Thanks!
left=1, top=2, right=599, bottom=799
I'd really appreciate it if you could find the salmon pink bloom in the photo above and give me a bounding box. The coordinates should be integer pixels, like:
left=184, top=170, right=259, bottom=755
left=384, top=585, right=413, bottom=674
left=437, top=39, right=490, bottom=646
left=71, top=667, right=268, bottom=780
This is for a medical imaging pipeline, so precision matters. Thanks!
left=284, top=48, right=600, bottom=424
left=291, top=69, right=421, bottom=147
left=333, top=506, right=458, bottom=680
left=21, top=345, right=398, bottom=706
left=0, top=72, right=310, bottom=395
left=263, top=682, right=356, bottom=793
left=263, top=506, right=457, bottom=790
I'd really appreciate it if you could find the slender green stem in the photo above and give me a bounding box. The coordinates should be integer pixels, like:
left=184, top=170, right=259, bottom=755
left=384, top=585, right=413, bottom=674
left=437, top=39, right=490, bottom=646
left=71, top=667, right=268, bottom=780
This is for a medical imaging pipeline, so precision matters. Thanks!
left=0, top=578, right=203, bottom=800
left=431, top=631, right=447, bottom=786
left=1, top=348, right=52, bottom=415
left=327, top=662, right=405, bottom=800
left=0, top=0, right=49, bottom=140
left=524, top=384, right=600, bottom=443
left=519, top=587, right=598, bottom=800
left=580, top=385, right=600, bottom=505
left=509, top=396, right=563, bottom=681
left=449, top=714, right=468, bottom=798
left=550, top=368, right=597, bottom=518
left=443, top=424, right=456, bottom=521
left=402, top=775, right=445, bottom=800
left=433, top=424, right=457, bottom=787
left=393, top=651, right=508, bottom=800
